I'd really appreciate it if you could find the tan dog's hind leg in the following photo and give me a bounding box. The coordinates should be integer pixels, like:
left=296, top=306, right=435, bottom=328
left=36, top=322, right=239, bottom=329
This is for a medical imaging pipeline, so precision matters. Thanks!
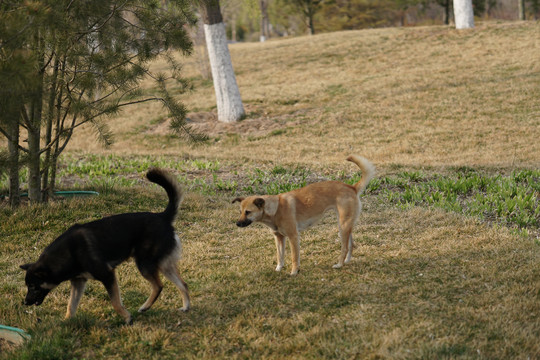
left=274, top=232, right=285, bottom=272
left=66, top=278, right=87, bottom=319
left=288, top=232, right=301, bottom=275
left=333, top=226, right=353, bottom=269
left=334, top=204, right=358, bottom=269
left=345, top=234, right=353, bottom=264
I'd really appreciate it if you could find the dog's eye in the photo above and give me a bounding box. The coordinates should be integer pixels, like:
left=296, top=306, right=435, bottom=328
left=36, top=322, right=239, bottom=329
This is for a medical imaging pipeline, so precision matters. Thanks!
left=245, top=211, right=251, bottom=215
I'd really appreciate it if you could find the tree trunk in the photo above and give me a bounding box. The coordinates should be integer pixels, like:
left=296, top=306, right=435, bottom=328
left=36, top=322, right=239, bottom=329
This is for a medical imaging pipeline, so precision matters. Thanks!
left=518, top=0, right=526, bottom=19
left=48, top=64, right=65, bottom=196
left=260, top=0, right=269, bottom=42
left=7, top=111, right=20, bottom=208
left=201, top=0, right=245, bottom=123
left=453, top=0, right=475, bottom=29
left=443, top=0, right=451, bottom=24
left=27, top=108, right=42, bottom=203
left=27, top=32, right=45, bottom=203
left=308, top=12, right=315, bottom=35
left=231, top=15, right=237, bottom=42
left=42, top=56, right=59, bottom=202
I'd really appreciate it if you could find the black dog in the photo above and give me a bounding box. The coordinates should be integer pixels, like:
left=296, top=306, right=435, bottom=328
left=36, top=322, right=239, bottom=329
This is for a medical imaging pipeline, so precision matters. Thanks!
left=20, top=168, right=190, bottom=324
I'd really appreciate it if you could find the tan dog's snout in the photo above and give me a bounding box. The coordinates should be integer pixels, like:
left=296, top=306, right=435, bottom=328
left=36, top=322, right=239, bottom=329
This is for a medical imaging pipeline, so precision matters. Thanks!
left=232, top=197, right=249, bottom=227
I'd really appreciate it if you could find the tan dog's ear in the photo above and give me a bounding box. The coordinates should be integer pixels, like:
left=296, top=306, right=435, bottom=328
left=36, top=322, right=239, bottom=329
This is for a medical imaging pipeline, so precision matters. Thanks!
left=262, top=196, right=279, bottom=216
left=232, top=197, right=245, bottom=204
left=253, top=198, right=265, bottom=208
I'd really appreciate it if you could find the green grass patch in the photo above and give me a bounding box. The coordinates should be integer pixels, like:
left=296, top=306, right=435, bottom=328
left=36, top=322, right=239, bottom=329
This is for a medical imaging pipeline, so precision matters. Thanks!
left=373, top=169, right=540, bottom=230
left=4, top=154, right=537, bottom=233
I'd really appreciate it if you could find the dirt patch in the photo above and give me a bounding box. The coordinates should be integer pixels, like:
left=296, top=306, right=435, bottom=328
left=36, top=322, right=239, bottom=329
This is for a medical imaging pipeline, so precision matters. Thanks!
left=147, top=104, right=308, bottom=138
left=0, top=337, right=17, bottom=352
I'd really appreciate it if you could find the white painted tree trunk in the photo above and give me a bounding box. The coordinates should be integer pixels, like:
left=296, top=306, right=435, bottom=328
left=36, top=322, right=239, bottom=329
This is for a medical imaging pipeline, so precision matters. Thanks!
left=453, top=0, right=475, bottom=29
left=204, top=22, right=245, bottom=123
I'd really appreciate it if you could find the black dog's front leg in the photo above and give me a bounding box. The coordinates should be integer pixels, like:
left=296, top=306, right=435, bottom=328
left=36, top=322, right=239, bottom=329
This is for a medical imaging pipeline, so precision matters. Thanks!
left=102, top=272, right=132, bottom=325
left=66, top=278, right=87, bottom=319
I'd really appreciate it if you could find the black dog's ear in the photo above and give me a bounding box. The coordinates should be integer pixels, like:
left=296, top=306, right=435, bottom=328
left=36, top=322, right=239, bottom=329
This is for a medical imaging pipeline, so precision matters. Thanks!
left=253, top=198, right=265, bottom=209
left=20, top=263, right=33, bottom=271
left=232, top=197, right=245, bottom=204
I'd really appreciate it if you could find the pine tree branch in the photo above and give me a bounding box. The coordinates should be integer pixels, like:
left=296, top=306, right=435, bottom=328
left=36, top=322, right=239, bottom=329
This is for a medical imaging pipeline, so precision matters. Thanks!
left=0, top=125, right=29, bottom=153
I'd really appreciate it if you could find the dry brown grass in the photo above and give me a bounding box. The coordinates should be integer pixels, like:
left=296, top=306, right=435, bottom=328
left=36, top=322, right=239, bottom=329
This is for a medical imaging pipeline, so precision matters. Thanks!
left=68, top=21, right=540, bottom=170
left=1, top=189, right=539, bottom=358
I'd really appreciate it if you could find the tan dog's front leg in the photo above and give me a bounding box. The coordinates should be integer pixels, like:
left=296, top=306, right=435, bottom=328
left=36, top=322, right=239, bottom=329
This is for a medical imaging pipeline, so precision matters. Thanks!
left=273, top=232, right=285, bottom=272
left=288, top=233, right=300, bottom=275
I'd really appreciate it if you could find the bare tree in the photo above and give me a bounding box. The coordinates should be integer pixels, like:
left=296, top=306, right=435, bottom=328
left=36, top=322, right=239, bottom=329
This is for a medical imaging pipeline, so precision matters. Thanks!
left=200, top=0, right=245, bottom=123
left=260, top=0, right=270, bottom=41
left=290, top=0, right=323, bottom=35
left=436, top=0, right=452, bottom=24
left=518, top=0, right=526, bottom=19
left=453, top=0, right=475, bottom=28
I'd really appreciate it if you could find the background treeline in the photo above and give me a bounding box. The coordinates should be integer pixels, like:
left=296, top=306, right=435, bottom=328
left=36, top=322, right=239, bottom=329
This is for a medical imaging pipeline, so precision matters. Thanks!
left=219, top=0, right=540, bottom=41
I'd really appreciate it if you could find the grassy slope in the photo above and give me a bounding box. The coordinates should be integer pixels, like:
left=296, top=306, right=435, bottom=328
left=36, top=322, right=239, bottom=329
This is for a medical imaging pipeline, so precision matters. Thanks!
left=1, top=21, right=540, bottom=359
left=69, top=22, right=540, bottom=168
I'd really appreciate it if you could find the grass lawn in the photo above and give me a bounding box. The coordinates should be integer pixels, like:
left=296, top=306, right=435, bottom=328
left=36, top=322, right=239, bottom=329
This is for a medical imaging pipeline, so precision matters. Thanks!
left=1, top=21, right=539, bottom=359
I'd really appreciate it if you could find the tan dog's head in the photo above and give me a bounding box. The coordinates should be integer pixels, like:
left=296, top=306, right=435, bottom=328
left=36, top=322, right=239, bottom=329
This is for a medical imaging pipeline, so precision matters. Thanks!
left=232, top=196, right=266, bottom=227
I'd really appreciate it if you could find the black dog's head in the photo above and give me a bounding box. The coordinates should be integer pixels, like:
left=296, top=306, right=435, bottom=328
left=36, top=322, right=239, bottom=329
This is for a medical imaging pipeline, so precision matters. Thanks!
left=20, top=263, right=58, bottom=306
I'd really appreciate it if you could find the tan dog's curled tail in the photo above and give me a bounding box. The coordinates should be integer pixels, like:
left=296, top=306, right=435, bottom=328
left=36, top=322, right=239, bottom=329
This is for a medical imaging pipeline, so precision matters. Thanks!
left=346, top=155, right=375, bottom=196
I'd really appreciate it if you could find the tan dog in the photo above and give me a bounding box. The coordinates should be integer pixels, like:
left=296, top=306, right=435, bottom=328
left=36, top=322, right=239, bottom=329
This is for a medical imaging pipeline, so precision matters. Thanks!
left=233, top=155, right=375, bottom=275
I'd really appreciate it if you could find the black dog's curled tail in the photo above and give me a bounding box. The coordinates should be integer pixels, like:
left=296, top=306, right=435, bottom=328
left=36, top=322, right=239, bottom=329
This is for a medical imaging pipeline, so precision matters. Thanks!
left=146, top=168, right=184, bottom=223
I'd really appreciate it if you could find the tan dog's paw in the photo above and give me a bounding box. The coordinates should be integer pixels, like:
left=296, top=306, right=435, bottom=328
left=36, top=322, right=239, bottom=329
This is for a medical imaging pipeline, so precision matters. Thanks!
left=332, top=263, right=343, bottom=269
left=275, top=265, right=283, bottom=272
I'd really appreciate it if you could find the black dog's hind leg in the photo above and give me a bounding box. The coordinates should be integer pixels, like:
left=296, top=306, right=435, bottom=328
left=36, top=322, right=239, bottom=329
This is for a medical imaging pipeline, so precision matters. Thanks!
left=66, top=278, right=87, bottom=319
left=101, top=271, right=132, bottom=325
left=137, top=266, right=164, bottom=313
left=160, top=261, right=190, bottom=312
